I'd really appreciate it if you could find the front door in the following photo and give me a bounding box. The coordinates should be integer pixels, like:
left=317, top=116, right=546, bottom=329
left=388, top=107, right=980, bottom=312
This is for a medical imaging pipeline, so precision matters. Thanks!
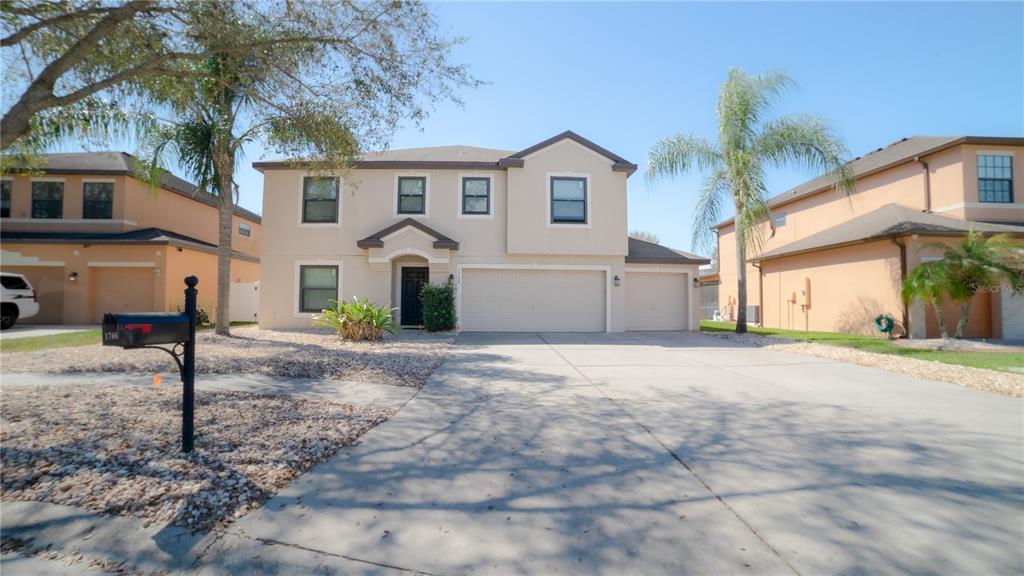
left=400, top=267, right=429, bottom=326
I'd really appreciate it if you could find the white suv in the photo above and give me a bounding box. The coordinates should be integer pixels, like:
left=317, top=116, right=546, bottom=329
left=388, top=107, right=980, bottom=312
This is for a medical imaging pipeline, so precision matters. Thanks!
left=1, top=272, right=40, bottom=330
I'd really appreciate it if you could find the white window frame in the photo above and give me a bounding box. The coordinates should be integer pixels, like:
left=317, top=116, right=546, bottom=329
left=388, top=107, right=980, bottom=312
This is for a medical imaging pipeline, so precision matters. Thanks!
left=238, top=222, right=252, bottom=237
left=297, top=174, right=343, bottom=228
left=546, top=172, right=592, bottom=229
left=394, top=173, right=430, bottom=218
left=457, top=173, right=494, bottom=219
left=772, top=211, right=787, bottom=228
left=975, top=151, right=1014, bottom=205
left=293, top=259, right=343, bottom=318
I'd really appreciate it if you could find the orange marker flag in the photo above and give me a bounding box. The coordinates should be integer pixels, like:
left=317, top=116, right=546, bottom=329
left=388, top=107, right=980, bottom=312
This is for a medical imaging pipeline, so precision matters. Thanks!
left=153, top=374, right=162, bottom=388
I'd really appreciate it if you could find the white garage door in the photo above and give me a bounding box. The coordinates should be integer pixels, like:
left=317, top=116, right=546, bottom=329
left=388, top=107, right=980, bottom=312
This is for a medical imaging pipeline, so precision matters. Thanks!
left=626, top=272, right=689, bottom=331
left=461, top=268, right=605, bottom=332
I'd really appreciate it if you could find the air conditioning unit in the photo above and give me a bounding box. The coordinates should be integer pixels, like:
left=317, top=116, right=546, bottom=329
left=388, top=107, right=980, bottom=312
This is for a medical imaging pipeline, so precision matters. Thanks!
left=746, top=305, right=760, bottom=324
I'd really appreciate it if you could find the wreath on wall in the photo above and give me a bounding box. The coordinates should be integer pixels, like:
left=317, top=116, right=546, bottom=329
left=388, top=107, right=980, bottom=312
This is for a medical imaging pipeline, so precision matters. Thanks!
left=873, top=313, right=895, bottom=334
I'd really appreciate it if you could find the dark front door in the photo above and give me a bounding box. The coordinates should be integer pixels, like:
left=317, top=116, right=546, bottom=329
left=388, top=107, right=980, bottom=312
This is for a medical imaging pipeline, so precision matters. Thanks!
left=400, top=267, right=429, bottom=326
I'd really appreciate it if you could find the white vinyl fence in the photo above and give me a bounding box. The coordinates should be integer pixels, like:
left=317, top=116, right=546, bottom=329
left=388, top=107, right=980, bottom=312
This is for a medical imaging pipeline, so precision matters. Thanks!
left=229, top=281, right=260, bottom=323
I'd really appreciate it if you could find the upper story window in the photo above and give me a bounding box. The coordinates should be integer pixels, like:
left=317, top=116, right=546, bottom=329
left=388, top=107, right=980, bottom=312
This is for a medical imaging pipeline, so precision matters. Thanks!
left=397, top=176, right=426, bottom=214
left=978, top=154, right=1013, bottom=203
left=772, top=211, right=787, bottom=228
left=302, top=177, right=339, bottom=223
left=461, top=177, right=490, bottom=215
left=83, top=181, right=114, bottom=219
left=239, top=222, right=252, bottom=237
left=550, top=176, right=587, bottom=224
left=1, top=180, right=10, bottom=218
left=31, top=181, right=63, bottom=219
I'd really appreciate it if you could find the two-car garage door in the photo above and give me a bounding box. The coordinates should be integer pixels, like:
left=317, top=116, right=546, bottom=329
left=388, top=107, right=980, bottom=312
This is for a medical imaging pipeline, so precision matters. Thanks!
left=460, top=268, right=606, bottom=332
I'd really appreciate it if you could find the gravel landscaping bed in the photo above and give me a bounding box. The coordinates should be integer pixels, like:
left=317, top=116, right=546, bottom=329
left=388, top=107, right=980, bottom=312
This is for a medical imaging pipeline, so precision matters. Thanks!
left=703, top=331, right=1024, bottom=398
left=0, top=384, right=393, bottom=532
left=1, top=326, right=453, bottom=388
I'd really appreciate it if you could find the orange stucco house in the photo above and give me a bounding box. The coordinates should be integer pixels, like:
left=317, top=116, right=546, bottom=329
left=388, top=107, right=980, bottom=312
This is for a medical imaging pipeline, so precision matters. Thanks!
left=1, top=152, right=261, bottom=324
left=713, top=136, right=1024, bottom=339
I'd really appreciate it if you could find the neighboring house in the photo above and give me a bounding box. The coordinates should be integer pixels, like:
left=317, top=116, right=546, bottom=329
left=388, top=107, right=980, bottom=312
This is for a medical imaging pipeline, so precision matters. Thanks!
left=1, top=152, right=261, bottom=324
left=715, top=136, right=1024, bottom=339
left=255, top=130, right=708, bottom=332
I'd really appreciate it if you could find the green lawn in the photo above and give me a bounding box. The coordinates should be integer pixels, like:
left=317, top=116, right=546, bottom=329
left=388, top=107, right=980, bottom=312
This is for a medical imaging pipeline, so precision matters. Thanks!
left=0, top=321, right=258, bottom=353
left=701, top=320, right=1024, bottom=374
left=0, top=328, right=102, bottom=352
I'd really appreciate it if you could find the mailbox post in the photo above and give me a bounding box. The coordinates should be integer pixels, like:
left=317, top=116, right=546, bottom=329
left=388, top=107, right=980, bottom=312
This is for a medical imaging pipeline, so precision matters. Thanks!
left=102, top=276, right=199, bottom=453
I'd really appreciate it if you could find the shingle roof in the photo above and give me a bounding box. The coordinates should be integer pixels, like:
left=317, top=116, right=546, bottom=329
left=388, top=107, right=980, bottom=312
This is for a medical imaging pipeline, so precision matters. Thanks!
left=717, top=135, right=1024, bottom=228
left=752, top=203, right=1024, bottom=261
left=0, top=227, right=259, bottom=262
left=356, top=218, right=459, bottom=250
left=253, top=130, right=639, bottom=176
left=626, top=237, right=710, bottom=265
left=2, top=152, right=262, bottom=223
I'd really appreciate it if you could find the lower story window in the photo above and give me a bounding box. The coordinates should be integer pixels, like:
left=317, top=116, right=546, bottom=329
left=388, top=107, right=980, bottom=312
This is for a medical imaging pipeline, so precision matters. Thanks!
left=299, top=265, right=338, bottom=313
left=239, top=222, right=252, bottom=237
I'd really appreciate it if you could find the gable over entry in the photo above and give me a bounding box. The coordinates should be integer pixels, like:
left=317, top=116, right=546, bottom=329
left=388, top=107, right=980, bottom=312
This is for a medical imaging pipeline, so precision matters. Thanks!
left=357, top=218, right=459, bottom=264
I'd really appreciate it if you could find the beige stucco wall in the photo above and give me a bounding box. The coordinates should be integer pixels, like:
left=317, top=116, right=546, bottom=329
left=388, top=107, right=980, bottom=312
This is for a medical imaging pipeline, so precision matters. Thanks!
left=257, top=144, right=635, bottom=331
left=506, top=139, right=628, bottom=256
left=715, top=142, right=1022, bottom=336
left=2, top=174, right=261, bottom=258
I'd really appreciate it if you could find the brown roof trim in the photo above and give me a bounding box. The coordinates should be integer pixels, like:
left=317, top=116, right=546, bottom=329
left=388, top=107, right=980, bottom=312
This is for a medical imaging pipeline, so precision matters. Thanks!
left=625, top=256, right=710, bottom=265
left=716, top=135, right=1024, bottom=229
left=253, top=159, right=505, bottom=171
left=504, top=130, right=638, bottom=175
left=2, top=236, right=261, bottom=263
left=356, top=218, right=459, bottom=250
left=751, top=228, right=1024, bottom=263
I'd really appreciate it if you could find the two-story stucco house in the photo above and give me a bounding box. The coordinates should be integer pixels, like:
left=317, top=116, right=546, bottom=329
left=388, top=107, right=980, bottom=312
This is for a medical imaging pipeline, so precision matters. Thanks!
left=255, top=131, right=708, bottom=332
left=1, top=152, right=262, bottom=324
left=712, top=136, right=1024, bottom=339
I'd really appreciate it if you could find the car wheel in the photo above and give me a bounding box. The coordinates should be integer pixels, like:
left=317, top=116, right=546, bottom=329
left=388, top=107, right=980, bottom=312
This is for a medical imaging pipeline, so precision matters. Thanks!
left=1, top=304, right=18, bottom=330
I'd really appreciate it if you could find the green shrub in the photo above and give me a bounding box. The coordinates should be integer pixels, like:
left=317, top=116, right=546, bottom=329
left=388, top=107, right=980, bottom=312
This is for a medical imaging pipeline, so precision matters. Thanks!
left=311, top=297, right=396, bottom=341
left=420, top=282, right=456, bottom=332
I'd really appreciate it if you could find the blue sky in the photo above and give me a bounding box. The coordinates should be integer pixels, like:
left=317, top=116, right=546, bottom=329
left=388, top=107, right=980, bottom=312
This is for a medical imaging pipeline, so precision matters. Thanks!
left=81, top=2, right=1024, bottom=253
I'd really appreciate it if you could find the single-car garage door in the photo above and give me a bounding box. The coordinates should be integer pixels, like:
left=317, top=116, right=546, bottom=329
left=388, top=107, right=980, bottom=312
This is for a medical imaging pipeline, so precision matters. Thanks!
left=461, top=268, right=605, bottom=332
left=91, top=267, right=156, bottom=322
left=626, top=272, right=689, bottom=331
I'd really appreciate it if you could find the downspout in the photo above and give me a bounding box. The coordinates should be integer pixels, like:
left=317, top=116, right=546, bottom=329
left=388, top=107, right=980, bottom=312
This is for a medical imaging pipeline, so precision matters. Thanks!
left=752, top=260, right=764, bottom=327
left=891, top=238, right=909, bottom=338
left=915, top=156, right=931, bottom=212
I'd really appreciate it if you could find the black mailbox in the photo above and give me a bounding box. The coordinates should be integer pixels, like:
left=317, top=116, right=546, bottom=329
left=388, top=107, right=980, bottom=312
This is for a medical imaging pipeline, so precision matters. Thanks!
left=102, top=312, right=191, bottom=349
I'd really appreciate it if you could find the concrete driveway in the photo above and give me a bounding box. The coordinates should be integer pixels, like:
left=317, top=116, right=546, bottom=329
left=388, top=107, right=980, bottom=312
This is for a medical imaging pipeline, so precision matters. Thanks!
left=203, top=331, right=1024, bottom=575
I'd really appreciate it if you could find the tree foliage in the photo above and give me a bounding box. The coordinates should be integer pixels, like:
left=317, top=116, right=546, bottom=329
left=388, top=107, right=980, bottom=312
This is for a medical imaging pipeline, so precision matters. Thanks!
left=904, top=231, right=1024, bottom=339
left=647, top=68, right=854, bottom=333
left=629, top=230, right=661, bottom=244
left=1, top=0, right=479, bottom=160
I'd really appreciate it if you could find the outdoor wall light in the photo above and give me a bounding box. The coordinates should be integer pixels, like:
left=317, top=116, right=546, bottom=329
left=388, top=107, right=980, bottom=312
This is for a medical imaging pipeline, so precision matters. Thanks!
left=693, top=277, right=700, bottom=285
left=614, top=275, right=621, bottom=287
left=68, top=271, right=78, bottom=283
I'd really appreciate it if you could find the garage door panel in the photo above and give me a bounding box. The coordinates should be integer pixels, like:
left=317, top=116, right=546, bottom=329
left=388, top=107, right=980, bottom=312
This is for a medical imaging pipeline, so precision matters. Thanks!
left=626, top=272, right=688, bottom=331
left=91, top=268, right=156, bottom=322
left=462, top=269, right=605, bottom=332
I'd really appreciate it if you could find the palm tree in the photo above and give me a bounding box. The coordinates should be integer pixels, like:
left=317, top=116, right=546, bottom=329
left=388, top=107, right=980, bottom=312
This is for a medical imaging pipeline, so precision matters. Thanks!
left=647, top=68, right=854, bottom=333
left=902, top=260, right=954, bottom=339
left=919, top=231, right=1023, bottom=338
left=146, top=54, right=254, bottom=336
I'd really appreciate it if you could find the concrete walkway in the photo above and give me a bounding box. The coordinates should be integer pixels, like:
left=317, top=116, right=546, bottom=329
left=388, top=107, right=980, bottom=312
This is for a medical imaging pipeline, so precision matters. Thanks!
left=194, top=331, right=1023, bottom=575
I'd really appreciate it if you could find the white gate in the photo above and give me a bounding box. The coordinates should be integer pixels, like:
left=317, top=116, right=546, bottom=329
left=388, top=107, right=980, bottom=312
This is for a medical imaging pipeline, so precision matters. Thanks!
left=229, top=281, right=260, bottom=323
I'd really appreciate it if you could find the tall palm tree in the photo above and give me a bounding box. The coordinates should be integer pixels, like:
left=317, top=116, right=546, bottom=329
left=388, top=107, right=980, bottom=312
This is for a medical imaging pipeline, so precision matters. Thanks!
left=146, top=54, right=253, bottom=336
left=647, top=68, right=854, bottom=333
left=918, top=231, right=1024, bottom=338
